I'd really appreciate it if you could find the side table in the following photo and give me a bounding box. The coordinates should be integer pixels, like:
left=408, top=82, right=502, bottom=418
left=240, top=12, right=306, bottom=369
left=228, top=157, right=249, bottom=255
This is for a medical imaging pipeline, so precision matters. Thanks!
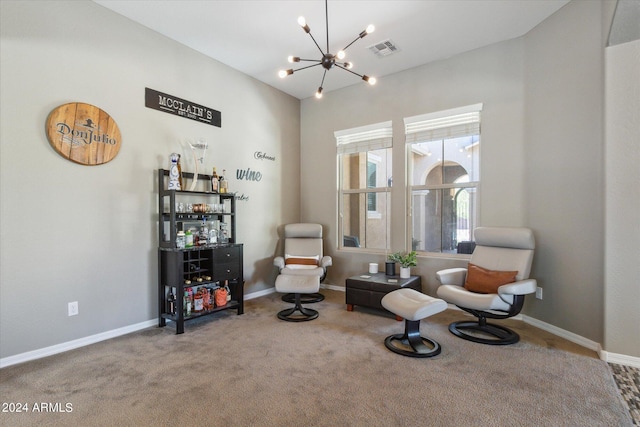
left=345, top=273, right=422, bottom=319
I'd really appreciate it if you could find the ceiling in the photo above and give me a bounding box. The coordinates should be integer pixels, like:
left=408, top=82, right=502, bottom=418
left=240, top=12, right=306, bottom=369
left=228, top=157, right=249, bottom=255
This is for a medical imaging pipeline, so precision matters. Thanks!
left=93, top=0, right=570, bottom=100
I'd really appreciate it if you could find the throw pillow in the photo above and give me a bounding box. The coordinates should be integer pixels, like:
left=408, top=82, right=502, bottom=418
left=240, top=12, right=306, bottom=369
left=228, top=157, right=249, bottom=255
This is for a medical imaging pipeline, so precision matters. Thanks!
left=464, top=263, right=518, bottom=294
left=284, top=254, right=319, bottom=270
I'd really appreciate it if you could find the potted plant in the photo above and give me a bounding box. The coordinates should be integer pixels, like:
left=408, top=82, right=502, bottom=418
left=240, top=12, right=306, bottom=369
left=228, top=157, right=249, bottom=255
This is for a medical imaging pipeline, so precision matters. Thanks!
left=388, top=251, right=417, bottom=278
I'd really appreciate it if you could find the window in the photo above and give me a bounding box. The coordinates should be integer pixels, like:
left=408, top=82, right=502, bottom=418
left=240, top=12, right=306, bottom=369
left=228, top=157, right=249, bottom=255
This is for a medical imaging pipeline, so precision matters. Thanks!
left=336, top=121, right=392, bottom=250
left=405, top=104, right=481, bottom=254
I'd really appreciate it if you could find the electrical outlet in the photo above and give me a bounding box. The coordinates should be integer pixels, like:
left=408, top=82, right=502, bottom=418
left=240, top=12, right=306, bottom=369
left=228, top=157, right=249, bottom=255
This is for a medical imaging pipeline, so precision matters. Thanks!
left=535, top=287, right=543, bottom=300
left=68, top=301, right=79, bottom=316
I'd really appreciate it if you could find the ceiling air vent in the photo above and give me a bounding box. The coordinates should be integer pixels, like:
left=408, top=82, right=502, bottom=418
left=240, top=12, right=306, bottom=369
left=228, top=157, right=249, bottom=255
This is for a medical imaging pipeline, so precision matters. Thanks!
left=368, top=39, right=400, bottom=58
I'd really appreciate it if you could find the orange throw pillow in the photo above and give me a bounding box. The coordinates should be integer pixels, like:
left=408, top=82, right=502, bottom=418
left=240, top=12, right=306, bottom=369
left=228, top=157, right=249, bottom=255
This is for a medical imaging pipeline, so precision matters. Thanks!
left=285, top=257, right=318, bottom=266
left=464, top=263, right=518, bottom=294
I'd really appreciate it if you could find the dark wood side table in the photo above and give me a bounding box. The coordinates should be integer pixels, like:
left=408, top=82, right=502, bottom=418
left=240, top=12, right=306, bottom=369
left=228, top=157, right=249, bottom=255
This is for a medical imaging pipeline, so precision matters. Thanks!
left=346, top=273, right=422, bottom=319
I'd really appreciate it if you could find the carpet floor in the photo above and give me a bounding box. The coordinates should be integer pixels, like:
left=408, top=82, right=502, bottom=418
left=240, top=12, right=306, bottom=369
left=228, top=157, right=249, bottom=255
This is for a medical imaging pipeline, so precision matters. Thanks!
left=0, top=289, right=634, bottom=426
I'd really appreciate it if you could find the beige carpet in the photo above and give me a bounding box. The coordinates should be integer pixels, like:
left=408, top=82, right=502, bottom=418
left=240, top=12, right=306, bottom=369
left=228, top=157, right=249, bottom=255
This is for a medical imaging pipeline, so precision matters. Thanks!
left=0, top=289, right=632, bottom=426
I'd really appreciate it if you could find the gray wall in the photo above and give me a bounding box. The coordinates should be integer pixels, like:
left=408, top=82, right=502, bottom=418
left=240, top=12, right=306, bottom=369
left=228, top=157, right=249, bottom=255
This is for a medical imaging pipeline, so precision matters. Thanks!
left=300, top=0, right=634, bottom=351
left=604, top=39, right=640, bottom=357
left=523, top=0, right=606, bottom=344
left=0, top=0, right=300, bottom=359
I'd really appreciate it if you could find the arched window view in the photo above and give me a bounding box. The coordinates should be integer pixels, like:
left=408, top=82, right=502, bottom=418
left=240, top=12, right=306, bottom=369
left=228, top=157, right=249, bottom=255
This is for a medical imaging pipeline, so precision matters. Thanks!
left=406, top=106, right=481, bottom=254
left=410, top=136, right=479, bottom=252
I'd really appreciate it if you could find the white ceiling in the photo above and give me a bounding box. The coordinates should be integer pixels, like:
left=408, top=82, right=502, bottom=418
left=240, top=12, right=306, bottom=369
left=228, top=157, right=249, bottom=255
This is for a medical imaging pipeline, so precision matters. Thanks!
left=93, top=0, right=570, bottom=100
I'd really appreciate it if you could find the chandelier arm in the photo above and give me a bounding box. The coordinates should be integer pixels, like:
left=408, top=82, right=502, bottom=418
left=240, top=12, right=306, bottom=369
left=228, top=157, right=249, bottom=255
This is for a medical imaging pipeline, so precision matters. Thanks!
left=335, top=64, right=364, bottom=78
left=341, top=36, right=362, bottom=53
left=306, top=31, right=325, bottom=56
left=294, top=63, right=324, bottom=73
left=297, top=58, right=322, bottom=63
left=319, top=69, right=327, bottom=88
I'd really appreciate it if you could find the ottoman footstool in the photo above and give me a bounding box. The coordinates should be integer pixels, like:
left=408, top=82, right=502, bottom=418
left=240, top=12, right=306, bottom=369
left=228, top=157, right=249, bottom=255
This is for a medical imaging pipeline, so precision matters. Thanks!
left=381, top=288, right=447, bottom=358
left=275, top=275, right=320, bottom=322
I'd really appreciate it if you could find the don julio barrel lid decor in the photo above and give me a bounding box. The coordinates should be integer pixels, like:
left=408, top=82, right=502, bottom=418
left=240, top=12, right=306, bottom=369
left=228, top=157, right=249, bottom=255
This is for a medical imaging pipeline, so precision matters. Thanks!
left=45, top=102, right=122, bottom=166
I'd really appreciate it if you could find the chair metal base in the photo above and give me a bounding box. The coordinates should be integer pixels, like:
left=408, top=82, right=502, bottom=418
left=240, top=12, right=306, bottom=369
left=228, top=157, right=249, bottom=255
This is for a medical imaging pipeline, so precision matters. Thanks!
left=281, top=292, right=324, bottom=304
left=277, top=293, right=319, bottom=322
left=383, top=319, right=441, bottom=358
left=448, top=320, right=519, bottom=345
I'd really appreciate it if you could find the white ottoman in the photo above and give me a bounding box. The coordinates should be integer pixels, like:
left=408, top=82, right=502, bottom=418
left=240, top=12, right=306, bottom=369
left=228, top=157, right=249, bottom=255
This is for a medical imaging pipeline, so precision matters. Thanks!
left=381, top=288, right=447, bottom=357
left=275, top=275, right=320, bottom=321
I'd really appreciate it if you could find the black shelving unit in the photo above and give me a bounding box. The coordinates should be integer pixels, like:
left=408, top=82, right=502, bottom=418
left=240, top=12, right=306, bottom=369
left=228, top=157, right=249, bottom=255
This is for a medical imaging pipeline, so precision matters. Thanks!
left=157, top=169, right=244, bottom=334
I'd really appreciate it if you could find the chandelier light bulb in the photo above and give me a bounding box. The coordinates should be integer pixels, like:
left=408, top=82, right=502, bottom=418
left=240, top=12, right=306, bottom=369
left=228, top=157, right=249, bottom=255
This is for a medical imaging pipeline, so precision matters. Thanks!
left=288, top=56, right=301, bottom=63
left=297, top=16, right=306, bottom=27
left=337, top=50, right=346, bottom=60
left=278, top=69, right=293, bottom=78
left=366, top=24, right=375, bottom=34
left=362, top=75, right=376, bottom=85
left=344, top=62, right=353, bottom=69
left=315, top=87, right=323, bottom=98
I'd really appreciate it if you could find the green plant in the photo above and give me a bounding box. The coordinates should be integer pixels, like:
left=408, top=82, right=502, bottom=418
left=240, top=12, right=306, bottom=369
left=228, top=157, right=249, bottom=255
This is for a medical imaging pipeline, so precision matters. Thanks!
left=388, top=251, right=417, bottom=268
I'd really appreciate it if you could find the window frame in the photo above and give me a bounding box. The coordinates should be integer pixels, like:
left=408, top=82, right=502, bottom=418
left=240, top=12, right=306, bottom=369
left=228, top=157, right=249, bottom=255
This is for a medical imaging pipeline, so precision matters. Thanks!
left=336, top=121, right=393, bottom=252
left=404, top=104, right=482, bottom=257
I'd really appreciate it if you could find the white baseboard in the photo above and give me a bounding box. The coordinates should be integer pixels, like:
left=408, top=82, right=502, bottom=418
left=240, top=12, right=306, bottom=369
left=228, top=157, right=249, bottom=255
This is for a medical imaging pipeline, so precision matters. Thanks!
left=0, top=319, right=157, bottom=369
left=521, top=314, right=603, bottom=353
left=600, top=350, right=640, bottom=368
left=0, top=287, right=278, bottom=369
left=3, top=287, right=638, bottom=370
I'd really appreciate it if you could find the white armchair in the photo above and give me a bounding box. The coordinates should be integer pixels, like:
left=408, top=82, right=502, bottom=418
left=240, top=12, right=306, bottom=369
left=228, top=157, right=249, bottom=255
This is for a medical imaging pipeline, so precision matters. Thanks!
left=436, top=227, right=537, bottom=345
left=273, top=224, right=332, bottom=321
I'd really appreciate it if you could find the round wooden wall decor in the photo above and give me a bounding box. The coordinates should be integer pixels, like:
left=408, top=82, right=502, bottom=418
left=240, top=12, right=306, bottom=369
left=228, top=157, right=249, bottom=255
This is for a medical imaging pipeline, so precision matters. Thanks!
left=45, top=102, right=122, bottom=165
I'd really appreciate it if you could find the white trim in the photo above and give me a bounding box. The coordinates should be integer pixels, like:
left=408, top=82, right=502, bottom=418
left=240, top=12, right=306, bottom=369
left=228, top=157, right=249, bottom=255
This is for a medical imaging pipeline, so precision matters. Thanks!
left=0, top=286, right=277, bottom=369
left=334, top=120, right=392, bottom=139
left=404, top=103, right=483, bottom=126
left=600, top=350, right=640, bottom=368
left=0, top=319, right=157, bottom=369
left=244, top=287, right=276, bottom=299
left=521, top=314, right=602, bottom=353
left=3, top=289, right=638, bottom=370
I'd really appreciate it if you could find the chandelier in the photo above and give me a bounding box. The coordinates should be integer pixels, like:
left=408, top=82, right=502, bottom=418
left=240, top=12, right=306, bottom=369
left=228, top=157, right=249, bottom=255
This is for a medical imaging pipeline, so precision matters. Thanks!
left=278, top=0, right=377, bottom=99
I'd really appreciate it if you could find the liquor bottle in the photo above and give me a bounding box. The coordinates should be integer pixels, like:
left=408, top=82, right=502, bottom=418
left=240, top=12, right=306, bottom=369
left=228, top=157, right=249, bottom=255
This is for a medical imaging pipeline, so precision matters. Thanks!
left=200, top=217, right=209, bottom=245
left=224, top=280, right=231, bottom=302
left=184, top=291, right=191, bottom=316
left=219, top=169, right=228, bottom=194
left=177, top=154, right=183, bottom=190
left=185, top=229, right=193, bottom=248
left=211, top=167, right=219, bottom=193
left=166, top=288, right=175, bottom=314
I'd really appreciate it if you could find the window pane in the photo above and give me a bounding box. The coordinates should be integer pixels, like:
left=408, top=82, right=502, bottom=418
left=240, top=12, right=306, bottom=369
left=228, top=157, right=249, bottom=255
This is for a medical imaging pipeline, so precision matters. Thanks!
left=341, top=149, right=391, bottom=190
left=342, top=192, right=390, bottom=250
left=411, top=187, right=477, bottom=253
left=443, top=135, right=479, bottom=183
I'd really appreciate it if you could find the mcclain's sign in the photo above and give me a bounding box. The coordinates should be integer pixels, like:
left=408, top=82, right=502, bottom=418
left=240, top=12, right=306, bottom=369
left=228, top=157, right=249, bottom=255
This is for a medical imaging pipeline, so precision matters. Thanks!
left=45, top=102, right=122, bottom=166
left=145, top=88, right=221, bottom=127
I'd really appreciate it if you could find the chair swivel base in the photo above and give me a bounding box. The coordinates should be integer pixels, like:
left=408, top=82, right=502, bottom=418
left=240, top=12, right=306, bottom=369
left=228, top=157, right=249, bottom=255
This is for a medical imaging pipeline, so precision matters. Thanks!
left=449, top=320, right=519, bottom=345
left=281, top=292, right=324, bottom=304
left=277, top=293, right=319, bottom=322
left=384, top=320, right=441, bottom=358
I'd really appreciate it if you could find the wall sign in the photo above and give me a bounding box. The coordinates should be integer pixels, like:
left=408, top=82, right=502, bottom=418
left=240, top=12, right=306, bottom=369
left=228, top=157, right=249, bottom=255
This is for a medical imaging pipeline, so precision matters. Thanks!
left=45, top=102, right=122, bottom=166
left=145, top=88, right=221, bottom=127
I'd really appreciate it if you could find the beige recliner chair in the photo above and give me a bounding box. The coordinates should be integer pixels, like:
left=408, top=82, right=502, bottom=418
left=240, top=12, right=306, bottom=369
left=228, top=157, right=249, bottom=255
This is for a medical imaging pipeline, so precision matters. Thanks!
left=436, top=227, right=537, bottom=345
left=273, top=223, right=332, bottom=321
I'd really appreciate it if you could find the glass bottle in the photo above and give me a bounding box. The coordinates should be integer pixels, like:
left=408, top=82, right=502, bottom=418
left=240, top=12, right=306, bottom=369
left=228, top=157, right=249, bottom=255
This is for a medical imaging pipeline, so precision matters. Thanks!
left=219, top=169, right=228, bottom=193
left=211, top=167, right=219, bottom=193
left=166, top=288, right=175, bottom=314
left=184, top=291, right=191, bottom=316
left=185, top=229, right=193, bottom=248
left=224, top=280, right=231, bottom=302
left=176, top=231, right=186, bottom=249
left=200, top=217, right=209, bottom=245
